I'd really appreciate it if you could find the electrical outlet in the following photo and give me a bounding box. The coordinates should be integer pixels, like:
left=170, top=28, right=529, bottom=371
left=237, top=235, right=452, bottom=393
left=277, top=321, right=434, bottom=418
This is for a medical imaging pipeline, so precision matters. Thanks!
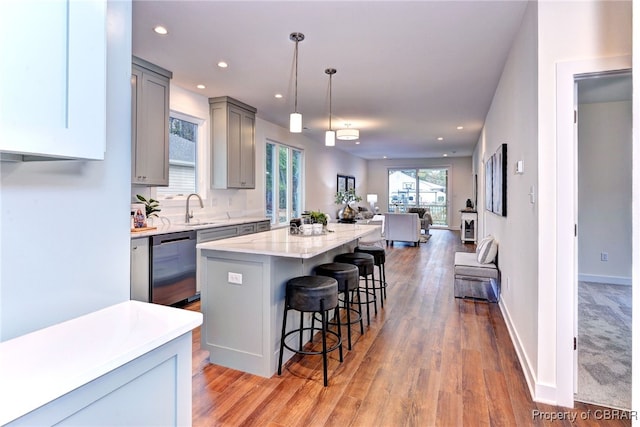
left=228, top=272, right=243, bottom=284
left=601, top=252, right=608, bottom=262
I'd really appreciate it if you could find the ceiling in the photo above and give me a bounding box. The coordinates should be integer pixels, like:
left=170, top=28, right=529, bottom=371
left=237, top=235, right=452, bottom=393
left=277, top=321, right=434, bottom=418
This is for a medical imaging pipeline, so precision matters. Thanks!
left=132, top=1, right=529, bottom=160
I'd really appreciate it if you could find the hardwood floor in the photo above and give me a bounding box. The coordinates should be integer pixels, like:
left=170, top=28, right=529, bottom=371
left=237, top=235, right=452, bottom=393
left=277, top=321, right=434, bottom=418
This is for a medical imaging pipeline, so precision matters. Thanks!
left=185, top=229, right=631, bottom=426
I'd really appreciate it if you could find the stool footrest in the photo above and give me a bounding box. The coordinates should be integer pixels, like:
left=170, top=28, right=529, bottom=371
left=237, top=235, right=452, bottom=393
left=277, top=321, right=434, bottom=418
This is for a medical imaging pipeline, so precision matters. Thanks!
left=282, top=327, right=342, bottom=356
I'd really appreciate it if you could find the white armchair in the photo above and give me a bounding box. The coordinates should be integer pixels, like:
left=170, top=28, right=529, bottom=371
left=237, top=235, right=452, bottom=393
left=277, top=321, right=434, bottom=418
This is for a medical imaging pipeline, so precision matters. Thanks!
left=384, top=213, right=421, bottom=246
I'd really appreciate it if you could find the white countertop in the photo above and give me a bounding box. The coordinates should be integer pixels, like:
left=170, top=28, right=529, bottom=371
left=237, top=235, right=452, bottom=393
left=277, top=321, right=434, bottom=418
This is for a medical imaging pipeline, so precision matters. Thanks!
left=130, top=216, right=270, bottom=238
left=197, top=223, right=380, bottom=259
left=0, top=301, right=202, bottom=425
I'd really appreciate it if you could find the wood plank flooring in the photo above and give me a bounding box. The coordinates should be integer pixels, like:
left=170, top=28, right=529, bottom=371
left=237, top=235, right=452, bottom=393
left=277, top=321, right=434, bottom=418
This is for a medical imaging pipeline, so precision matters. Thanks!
left=185, top=229, right=632, bottom=426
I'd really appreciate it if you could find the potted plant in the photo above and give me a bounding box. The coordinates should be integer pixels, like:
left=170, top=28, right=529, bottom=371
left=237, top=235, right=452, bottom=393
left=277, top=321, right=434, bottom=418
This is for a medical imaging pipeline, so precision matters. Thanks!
left=309, top=210, right=328, bottom=226
left=136, top=194, right=161, bottom=218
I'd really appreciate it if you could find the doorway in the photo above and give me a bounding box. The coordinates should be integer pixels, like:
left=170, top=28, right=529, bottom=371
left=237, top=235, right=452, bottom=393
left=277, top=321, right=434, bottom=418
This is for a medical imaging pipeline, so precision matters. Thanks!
left=387, top=167, right=450, bottom=227
left=574, top=71, right=632, bottom=409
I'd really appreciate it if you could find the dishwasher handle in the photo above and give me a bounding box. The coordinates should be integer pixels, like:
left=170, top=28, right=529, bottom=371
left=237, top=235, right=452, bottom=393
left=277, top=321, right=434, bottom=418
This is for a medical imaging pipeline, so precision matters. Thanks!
left=152, top=231, right=196, bottom=246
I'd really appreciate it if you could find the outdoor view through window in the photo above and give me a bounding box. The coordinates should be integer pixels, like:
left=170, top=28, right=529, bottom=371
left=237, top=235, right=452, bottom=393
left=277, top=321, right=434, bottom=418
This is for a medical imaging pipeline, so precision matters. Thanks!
left=388, top=168, right=448, bottom=226
left=157, top=116, right=197, bottom=196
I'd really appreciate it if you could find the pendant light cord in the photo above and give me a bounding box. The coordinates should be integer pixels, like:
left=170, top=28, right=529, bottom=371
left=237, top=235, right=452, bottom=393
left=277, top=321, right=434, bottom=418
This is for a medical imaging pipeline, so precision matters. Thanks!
left=294, top=39, right=299, bottom=113
left=328, top=72, right=332, bottom=131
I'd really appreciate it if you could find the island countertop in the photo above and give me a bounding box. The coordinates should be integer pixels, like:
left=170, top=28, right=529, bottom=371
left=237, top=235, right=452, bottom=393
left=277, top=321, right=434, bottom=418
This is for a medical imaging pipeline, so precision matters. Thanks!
left=196, top=222, right=380, bottom=259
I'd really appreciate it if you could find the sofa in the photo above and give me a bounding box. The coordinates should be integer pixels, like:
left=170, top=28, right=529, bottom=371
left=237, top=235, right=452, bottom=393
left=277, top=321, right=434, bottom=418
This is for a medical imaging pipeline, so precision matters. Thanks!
left=384, top=212, right=421, bottom=246
left=407, top=207, right=433, bottom=234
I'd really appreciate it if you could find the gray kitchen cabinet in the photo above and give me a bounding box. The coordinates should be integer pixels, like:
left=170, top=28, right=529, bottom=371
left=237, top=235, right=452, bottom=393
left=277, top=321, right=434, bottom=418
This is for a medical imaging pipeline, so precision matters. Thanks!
left=0, top=1, right=107, bottom=160
left=197, top=225, right=239, bottom=243
left=132, top=57, right=172, bottom=186
left=130, top=237, right=150, bottom=302
left=238, top=223, right=256, bottom=236
left=209, top=97, right=257, bottom=189
left=256, top=220, right=271, bottom=232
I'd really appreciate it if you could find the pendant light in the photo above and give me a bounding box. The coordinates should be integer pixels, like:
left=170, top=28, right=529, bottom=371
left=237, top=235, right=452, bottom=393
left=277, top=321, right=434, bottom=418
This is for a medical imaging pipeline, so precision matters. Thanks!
left=289, top=32, right=304, bottom=133
left=325, top=68, right=336, bottom=146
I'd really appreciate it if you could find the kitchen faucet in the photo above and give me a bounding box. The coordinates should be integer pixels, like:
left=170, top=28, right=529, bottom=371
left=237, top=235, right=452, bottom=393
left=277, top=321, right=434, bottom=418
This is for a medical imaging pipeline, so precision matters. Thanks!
left=185, top=193, right=204, bottom=223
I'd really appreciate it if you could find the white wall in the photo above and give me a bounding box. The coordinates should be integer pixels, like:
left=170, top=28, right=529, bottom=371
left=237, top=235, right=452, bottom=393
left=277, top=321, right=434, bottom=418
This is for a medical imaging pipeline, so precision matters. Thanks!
left=537, top=0, right=631, bottom=406
left=133, top=84, right=367, bottom=224
left=473, top=0, right=540, bottom=397
left=0, top=0, right=132, bottom=341
left=578, top=100, right=632, bottom=284
left=366, top=157, right=472, bottom=228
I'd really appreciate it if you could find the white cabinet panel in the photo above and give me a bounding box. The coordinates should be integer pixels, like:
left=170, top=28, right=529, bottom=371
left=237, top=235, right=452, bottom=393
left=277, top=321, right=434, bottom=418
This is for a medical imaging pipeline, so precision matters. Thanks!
left=0, top=0, right=107, bottom=160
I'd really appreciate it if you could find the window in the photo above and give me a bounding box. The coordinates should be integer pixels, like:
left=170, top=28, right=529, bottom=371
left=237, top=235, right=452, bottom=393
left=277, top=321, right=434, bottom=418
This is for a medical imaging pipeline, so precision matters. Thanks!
left=388, top=167, right=449, bottom=226
left=265, top=141, right=303, bottom=225
left=157, top=114, right=199, bottom=197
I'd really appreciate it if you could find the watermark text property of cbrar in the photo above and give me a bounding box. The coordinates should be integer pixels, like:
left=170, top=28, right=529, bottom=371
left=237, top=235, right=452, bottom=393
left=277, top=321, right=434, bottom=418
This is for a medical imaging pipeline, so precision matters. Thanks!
left=532, top=409, right=637, bottom=422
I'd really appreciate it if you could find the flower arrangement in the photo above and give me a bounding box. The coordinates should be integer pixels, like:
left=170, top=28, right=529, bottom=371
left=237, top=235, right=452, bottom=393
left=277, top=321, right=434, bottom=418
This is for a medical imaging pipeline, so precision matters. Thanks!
left=334, top=189, right=362, bottom=205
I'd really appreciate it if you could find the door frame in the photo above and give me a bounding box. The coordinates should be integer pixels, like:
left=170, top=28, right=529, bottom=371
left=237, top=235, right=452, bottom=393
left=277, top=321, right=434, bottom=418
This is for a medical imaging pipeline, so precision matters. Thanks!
left=555, top=55, right=631, bottom=407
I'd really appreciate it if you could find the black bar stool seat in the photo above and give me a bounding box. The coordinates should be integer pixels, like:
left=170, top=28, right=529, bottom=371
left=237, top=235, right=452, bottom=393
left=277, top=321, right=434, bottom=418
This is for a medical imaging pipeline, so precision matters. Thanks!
left=334, top=252, right=377, bottom=325
left=355, top=245, right=388, bottom=306
left=315, top=262, right=363, bottom=350
left=277, top=275, right=343, bottom=386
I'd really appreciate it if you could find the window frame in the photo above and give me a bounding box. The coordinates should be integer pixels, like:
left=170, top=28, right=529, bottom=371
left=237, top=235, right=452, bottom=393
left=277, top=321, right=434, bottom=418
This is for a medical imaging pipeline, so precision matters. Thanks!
left=155, top=110, right=207, bottom=202
left=265, top=139, right=304, bottom=226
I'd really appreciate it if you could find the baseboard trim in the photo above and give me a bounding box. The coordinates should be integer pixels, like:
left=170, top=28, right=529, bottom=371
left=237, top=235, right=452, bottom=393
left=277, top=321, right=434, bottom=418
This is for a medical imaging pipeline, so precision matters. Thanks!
left=499, top=298, right=560, bottom=406
left=578, top=274, right=631, bottom=286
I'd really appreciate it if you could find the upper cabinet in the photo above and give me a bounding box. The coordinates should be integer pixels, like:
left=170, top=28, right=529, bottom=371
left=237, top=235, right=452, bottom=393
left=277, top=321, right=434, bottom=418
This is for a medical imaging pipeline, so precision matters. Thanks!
left=209, top=97, right=256, bottom=189
left=0, top=1, right=107, bottom=160
left=131, top=57, right=172, bottom=186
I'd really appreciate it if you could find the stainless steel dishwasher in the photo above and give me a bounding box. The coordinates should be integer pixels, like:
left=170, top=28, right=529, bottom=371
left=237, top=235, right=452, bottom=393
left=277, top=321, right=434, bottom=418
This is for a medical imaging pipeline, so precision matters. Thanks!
left=150, top=230, right=197, bottom=306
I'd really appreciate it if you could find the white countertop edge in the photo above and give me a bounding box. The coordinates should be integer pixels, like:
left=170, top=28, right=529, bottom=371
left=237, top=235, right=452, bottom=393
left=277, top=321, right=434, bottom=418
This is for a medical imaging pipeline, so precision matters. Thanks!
left=0, top=301, right=203, bottom=425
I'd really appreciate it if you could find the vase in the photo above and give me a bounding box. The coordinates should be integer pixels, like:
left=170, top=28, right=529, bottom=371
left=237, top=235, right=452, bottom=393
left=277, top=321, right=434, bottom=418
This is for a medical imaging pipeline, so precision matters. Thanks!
left=338, top=203, right=357, bottom=221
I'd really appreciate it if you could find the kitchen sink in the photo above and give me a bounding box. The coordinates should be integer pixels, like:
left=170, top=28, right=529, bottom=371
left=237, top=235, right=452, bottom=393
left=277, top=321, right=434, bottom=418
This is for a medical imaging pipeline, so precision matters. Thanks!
left=181, top=222, right=217, bottom=227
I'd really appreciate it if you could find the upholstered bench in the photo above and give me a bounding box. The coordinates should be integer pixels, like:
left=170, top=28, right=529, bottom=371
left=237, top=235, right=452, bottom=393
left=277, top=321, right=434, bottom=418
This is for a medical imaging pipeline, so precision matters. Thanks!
left=454, top=236, right=500, bottom=302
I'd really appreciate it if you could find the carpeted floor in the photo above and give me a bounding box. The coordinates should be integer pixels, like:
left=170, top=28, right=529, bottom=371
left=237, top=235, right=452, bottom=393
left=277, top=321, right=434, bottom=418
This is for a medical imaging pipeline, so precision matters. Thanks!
left=575, top=281, right=632, bottom=410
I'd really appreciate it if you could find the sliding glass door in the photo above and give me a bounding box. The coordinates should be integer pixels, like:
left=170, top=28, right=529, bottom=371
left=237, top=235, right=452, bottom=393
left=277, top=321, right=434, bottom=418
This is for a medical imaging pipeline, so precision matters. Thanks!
left=388, top=167, right=449, bottom=226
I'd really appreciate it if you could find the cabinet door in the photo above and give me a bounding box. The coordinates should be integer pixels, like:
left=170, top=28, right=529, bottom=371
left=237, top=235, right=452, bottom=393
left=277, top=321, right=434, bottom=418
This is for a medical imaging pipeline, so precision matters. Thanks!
left=131, top=238, right=150, bottom=302
left=0, top=1, right=106, bottom=159
left=226, top=106, right=243, bottom=188
left=131, top=66, right=170, bottom=186
left=240, top=111, right=256, bottom=188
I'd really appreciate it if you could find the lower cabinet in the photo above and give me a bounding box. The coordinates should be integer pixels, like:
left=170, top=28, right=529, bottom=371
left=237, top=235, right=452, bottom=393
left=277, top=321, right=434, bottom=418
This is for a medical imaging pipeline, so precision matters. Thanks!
left=197, top=225, right=239, bottom=243
left=130, top=237, right=150, bottom=302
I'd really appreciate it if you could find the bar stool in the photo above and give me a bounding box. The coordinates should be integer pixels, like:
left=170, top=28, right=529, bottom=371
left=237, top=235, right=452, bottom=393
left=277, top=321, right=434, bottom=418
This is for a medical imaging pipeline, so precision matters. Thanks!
left=315, top=262, right=363, bottom=350
left=278, top=275, right=343, bottom=386
left=355, top=246, right=387, bottom=307
left=334, top=252, right=377, bottom=326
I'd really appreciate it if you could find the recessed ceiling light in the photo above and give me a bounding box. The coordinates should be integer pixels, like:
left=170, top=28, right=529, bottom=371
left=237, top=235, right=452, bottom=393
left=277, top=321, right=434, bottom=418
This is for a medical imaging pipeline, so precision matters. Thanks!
left=274, top=93, right=283, bottom=99
left=196, top=84, right=206, bottom=90
left=153, top=26, right=168, bottom=35
left=383, top=156, right=387, bottom=159
left=457, top=126, right=464, bottom=130
left=443, top=153, right=448, bottom=157
left=437, top=137, right=444, bottom=141
left=217, top=61, right=228, bottom=68
left=355, top=141, right=361, bottom=145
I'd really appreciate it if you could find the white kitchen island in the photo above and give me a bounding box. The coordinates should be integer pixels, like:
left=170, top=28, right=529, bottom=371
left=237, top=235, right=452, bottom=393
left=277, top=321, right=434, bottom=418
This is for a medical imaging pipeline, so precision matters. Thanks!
left=197, top=223, right=380, bottom=377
